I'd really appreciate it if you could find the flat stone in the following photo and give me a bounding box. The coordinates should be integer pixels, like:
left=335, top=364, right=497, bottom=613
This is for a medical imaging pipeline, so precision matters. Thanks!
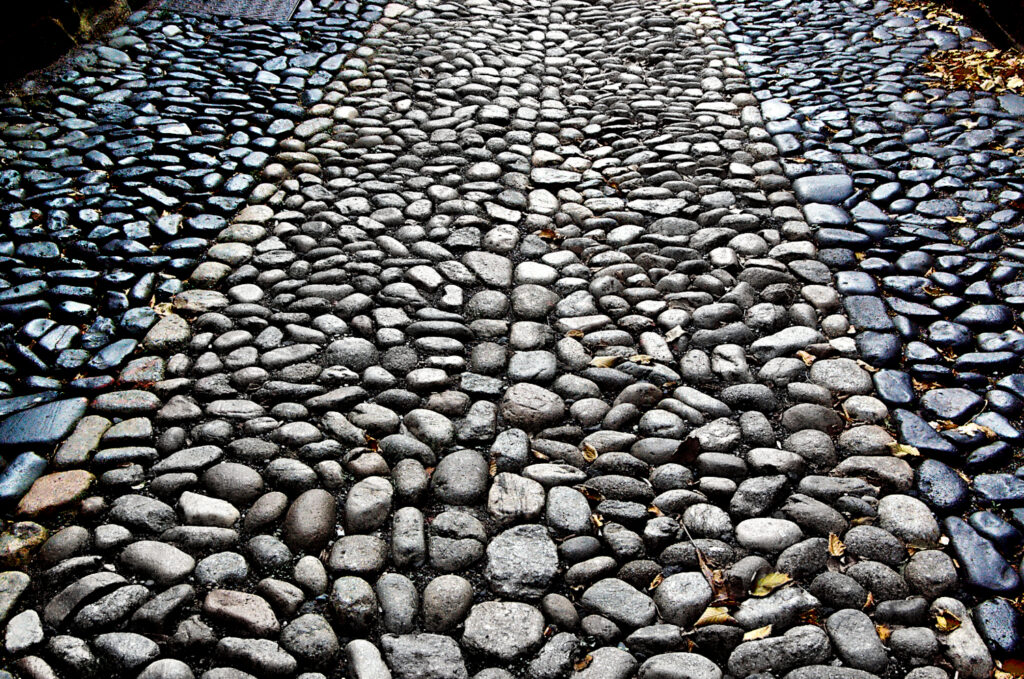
left=485, top=524, right=558, bottom=599
left=203, top=589, right=280, bottom=636
left=380, top=634, right=467, bottom=679
left=16, top=470, right=94, bottom=516
left=462, top=601, right=545, bottom=659
left=0, top=398, right=87, bottom=450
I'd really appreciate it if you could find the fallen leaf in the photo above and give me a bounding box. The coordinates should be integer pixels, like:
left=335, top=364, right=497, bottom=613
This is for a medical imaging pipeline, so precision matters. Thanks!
left=591, top=513, right=604, bottom=528
left=629, top=354, right=653, bottom=365
left=957, top=422, right=997, bottom=439
left=488, top=460, right=497, bottom=477
left=743, top=625, right=772, bottom=641
left=855, top=359, right=878, bottom=373
left=998, top=658, right=1024, bottom=676
left=828, top=533, right=846, bottom=557
left=863, top=591, right=875, bottom=610
left=694, top=606, right=733, bottom=627
left=582, top=444, right=598, bottom=463
left=566, top=329, right=584, bottom=339
left=531, top=449, right=549, bottom=460
left=891, top=442, right=921, bottom=458
left=751, top=572, right=792, bottom=597
left=649, top=573, right=664, bottom=590
left=648, top=505, right=664, bottom=516
left=946, top=215, right=968, bottom=224
left=573, top=655, right=593, bottom=672
left=590, top=356, right=618, bottom=368
left=875, top=624, right=892, bottom=642
left=796, top=350, right=816, bottom=366
left=665, top=326, right=684, bottom=342
left=934, top=609, right=962, bottom=633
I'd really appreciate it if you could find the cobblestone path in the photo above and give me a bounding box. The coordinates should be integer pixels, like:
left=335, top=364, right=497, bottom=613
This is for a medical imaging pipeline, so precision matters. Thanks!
left=1, top=0, right=1022, bottom=677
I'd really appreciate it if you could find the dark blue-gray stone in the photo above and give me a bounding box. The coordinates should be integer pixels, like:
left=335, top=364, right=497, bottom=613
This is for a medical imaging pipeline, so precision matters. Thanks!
left=916, top=458, right=969, bottom=511
left=855, top=332, right=901, bottom=367
left=804, top=203, right=852, bottom=227
left=873, top=370, right=914, bottom=406
left=894, top=409, right=958, bottom=458
left=844, top=296, right=895, bottom=331
left=0, top=391, right=61, bottom=419
left=0, top=452, right=47, bottom=504
left=974, top=474, right=1024, bottom=506
left=0, top=397, right=88, bottom=453
left=969, top=511, right=1022, bottom=551
left=944, top=517, right=1020, bottom=595
left=975, top=598, right=1023, bottom=657
left=919, top=388, right=984, bottom=424
left=792, top=175, right=854, bottom=205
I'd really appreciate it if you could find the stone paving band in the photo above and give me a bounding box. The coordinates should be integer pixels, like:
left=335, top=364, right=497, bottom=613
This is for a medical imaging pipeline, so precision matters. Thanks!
left=0, top=0, right=1021, bottom=677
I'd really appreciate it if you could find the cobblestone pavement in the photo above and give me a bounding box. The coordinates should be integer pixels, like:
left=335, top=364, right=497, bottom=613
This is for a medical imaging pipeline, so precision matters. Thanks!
left=0, top=0, right=1022, bottom=677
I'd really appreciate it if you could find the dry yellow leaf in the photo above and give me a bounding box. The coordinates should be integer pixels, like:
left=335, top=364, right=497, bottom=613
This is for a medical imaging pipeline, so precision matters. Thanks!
left=629, top=354, right=653, bottom=365
left=590, top=356, right=618, bottom=368
left=591, top=513, right=604, bottom=528
left=531, top=449, right=549, bottom=460
left=694, top=606, right=733, bottom=627
left=582, top=444, right=598, bottom=463
left=566, top=329, right=584, bottom=339
left=875, top=624, right=892, bottom=643
left=796, top=350, right=815, bottom=366
left=743, top=625, right=772, bottom=641
left=648, top=505, right=664, bottom=516
left=649, top=573, right=664, bottom=590
left=488, top=460, right=497, bottom=477
left=934, top=610, right=962, bottom=633
left=751, top=572, right=792, bottom=597
left=957, top=422, right=997, bottom=439
left=891, top=443, right=921, bottom=458
left=864, top=591, right=875, bottom=610
left=1009, top=75, right=1024, bottom=89
left=828, top=533, right=846, bottom=557
left=946, top=215, right=968, bottom=224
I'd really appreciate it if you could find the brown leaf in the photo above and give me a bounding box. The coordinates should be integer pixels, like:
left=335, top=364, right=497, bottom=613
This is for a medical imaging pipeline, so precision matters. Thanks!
left=694, top=606, right=733, bottom=627
left=566, top=329, right=584, bottom=339
left=828, top=533, right=846, bottom=557
left=796, top=350, right=816, bottom=366
left=875, top=624, right=892, bottom=643
left=751, top=572, right=793, bottom=597
left=674, top=437, right=700, bottom=464
left=573, top=655, right=593, bottom=671
left=649, top=573, right=664, bottom=590
left=934, top=609, right=962, bottom=633
left=998, top=658, right=1024, bottom=676
left=488, top=460, right=497, bottom=477
left=648, top=505, right=664, bottom=516
left=582, top=444, right=598, bottom=463
left=590, top=356, right=618, bottom=368
left=743, top=625, right=772, bottom=641
left=863, top=591, right=875, bottom=610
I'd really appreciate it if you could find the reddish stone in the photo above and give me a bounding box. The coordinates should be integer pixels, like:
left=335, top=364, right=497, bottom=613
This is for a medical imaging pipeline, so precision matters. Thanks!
left=17, top=470, right=94, bottom=517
